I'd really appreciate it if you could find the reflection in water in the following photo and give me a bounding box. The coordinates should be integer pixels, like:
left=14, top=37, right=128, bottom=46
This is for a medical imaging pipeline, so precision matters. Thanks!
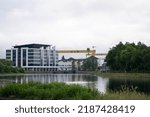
left=0, top=74, right=150, bottom=94
left=18, top=74, right=98, bottom=84
left=96, top=77, right=109, bottom=93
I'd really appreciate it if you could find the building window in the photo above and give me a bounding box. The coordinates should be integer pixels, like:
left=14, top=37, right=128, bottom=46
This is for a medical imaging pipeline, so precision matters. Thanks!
left=23, top=49, right=26, bottom=66
left=12, top=50, right=16, bottom=66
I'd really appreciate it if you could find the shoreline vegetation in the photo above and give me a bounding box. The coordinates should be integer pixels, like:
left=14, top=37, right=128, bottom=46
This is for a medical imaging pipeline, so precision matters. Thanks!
left=0, top=82, right=100, bottom=100
left=0, top=82, right=150, bottom=100
left=96, top=72, right=150, bottom=79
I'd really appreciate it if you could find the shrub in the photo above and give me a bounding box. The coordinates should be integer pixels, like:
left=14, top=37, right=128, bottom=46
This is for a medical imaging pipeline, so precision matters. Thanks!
left=0, top=82, right=101, bottom=100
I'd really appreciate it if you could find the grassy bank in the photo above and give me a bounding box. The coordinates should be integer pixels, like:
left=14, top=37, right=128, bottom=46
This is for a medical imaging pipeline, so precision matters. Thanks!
left=96, top=72, right=150, bottom=79
left=103, top=86, right=150, bottom=100
left=0, top=82, right=149, bottom=100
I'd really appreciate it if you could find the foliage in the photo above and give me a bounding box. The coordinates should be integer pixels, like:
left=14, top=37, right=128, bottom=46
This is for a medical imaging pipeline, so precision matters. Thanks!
left=105, top=42, right=150, bottom=72
left=0, top=59, right=24, bottom=73
left=0, top=82, right=149, bottom=100
left=82, top=56, right=98, bottom=71
left=0, top=82, right=100, bottom=100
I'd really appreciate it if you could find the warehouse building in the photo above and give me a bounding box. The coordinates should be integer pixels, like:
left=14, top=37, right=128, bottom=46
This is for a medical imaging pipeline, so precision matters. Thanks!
left=6, top=44, right=59, bottom=72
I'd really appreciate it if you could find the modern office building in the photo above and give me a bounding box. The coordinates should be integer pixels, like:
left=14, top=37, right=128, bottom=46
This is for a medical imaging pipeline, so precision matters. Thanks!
left=6, top=44, right=59, bottom=72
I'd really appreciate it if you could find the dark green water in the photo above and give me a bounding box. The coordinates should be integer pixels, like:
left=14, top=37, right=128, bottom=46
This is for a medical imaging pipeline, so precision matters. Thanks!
left=0, top=74, right=150, bottom=94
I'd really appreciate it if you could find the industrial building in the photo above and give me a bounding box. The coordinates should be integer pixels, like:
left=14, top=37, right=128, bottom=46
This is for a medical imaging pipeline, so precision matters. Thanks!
left=6, top=44, right=59, bottom=72
left=58, top=56, right=85, bottom=72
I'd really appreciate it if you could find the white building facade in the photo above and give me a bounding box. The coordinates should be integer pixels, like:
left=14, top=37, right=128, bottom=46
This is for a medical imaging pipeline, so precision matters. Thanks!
left=58, top=57, right=85, bottom=72
left=58, top=60, right=72, bottom=71
left=6, top=44, right=59, bottom=72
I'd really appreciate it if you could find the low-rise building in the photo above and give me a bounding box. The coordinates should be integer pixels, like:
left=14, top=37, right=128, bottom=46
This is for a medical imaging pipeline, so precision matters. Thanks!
left=58, top=56, right=85, bottom=72
left=58, top=57, right=73, bottom=71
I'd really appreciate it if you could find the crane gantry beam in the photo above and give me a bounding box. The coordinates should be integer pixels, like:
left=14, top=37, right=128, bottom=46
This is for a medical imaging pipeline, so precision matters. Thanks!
left=86, top=53, right=107, bottom=56
left=57, top=48, right=107, bottom=57
left=57, top=49, right=96, bottom=56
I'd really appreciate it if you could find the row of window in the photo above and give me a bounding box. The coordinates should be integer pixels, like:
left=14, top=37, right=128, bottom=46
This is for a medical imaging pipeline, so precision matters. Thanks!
left=23, top=64, right=57, bottom=66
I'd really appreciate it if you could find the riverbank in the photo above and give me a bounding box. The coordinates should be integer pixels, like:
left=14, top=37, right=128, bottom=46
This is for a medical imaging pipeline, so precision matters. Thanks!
left=0, top=82, right=149, bottom=100
left=96, top=72, right=150, bottom=79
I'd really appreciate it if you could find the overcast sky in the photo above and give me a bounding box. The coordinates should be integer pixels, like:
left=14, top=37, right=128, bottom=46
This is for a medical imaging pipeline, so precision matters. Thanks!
left=0, top=0, right=150, bottom=58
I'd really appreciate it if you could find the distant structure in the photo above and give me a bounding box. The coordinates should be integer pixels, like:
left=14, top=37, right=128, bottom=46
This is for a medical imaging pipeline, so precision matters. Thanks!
left=6, top=44, right=59, bottom=72
left=58, top=56, right=85, bottom=72
left=99, top=62, right=110, bottom=72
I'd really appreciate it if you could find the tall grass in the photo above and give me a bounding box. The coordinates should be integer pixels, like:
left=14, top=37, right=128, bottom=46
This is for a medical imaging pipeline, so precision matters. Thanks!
left=102, top=85, right=150, bottom=100
left=0, top=83, right=149, bottom=100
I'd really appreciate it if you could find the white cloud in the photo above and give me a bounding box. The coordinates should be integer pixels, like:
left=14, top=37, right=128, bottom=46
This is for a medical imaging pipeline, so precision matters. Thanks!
left=0, top=0, right=150, bottom=58
left=7, top=8, right=31, bottom=18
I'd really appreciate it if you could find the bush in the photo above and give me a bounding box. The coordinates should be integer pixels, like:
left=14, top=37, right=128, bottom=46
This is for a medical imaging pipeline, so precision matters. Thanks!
left=0, top=82, right=101, bottom=100
left=0, top=60, right=24, bottom=73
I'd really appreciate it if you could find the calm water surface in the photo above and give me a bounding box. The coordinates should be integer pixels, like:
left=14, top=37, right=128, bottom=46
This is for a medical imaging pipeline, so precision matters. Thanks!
left=0, top=74, right=150, bottom=94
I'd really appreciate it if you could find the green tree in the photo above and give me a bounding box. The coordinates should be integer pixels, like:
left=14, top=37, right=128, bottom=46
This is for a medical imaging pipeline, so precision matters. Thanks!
left=106, top=42, right=125, bottom=71
left=82, top=56, right=98, bottom=71
left=143, top=48, right=150, bottom=72
left=105, top=42, right=150, bottom=73
left=0, top=59, right=24, bottom=73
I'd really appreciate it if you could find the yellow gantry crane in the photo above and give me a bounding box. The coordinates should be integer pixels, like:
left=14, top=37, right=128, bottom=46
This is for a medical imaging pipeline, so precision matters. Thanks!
left=57, top=47, right=107, bottom=58
left=86, top=53, right=107, bottom=60
left=57, top=48, right=96, bottom=56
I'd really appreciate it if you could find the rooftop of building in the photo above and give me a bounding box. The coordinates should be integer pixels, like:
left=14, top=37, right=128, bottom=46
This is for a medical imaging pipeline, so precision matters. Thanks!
left=14, top=43, right=51, bottom=48
left=59, top=56, right=85, bottom=62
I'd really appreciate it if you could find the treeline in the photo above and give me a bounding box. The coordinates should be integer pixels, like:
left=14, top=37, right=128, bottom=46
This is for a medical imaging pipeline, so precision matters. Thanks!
left=106, top=42, right=150, bottom=72
left=0, top=59, right=24, bottom=73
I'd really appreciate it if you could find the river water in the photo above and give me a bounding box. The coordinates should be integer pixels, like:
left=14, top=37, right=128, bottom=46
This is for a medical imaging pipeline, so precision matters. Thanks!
left=0, top=74, right=149, bottom=95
